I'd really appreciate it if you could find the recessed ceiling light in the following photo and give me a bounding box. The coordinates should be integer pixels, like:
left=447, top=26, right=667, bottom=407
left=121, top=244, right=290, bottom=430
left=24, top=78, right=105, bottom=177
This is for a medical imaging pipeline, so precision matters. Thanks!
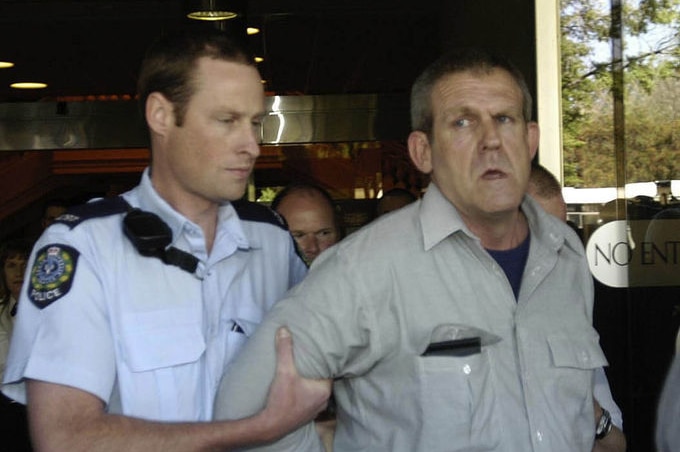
left=254, top=56, right=264, bottom=63
left=247, top=27, right=260, bottom=35
left=185, top=0, right=238, bottom=21
left=0, top=61, right=14, bottom=69
left=10, top=82, right=47, bottom=89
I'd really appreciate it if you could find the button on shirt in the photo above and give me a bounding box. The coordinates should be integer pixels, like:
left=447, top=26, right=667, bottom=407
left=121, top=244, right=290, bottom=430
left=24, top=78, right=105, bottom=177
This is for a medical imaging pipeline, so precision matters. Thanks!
left=215, top=182, right=608, bottom=451
left=2, top=168, right=306, bottom=422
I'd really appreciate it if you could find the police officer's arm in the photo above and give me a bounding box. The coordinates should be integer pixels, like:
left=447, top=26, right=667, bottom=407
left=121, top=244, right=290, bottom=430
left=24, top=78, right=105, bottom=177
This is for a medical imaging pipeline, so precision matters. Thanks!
left=26, top=327, right=331, bottom=452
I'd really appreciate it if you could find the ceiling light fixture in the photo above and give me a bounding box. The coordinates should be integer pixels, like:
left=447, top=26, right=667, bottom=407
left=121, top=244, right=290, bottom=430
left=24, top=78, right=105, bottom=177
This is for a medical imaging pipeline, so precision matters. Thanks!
left=186, top=0, right=239, bottom=21
left=0, top=61, right=15, bottom=69
left=246, top=27, right=260, bottom=35
left=10, top=82, right=47, bottom=89
left=254, top=56, right=264, bottom=63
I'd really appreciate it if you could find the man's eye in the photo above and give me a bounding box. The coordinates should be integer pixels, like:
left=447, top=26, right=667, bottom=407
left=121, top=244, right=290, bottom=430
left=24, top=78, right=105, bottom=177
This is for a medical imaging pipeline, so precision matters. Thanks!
left=454, top=118, right=471, bottom=127
left=497, top=115, right=512, bottom=123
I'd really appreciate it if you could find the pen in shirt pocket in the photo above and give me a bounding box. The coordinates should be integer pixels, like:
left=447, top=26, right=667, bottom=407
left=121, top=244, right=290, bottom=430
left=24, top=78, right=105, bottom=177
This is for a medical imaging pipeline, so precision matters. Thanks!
left=421, top=323, right=502, bottom=357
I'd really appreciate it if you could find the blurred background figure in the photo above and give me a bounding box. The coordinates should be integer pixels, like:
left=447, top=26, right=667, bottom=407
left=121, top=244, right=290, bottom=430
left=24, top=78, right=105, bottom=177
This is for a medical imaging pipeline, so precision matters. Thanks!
left=527, top=164, right=567, bottom=221
left=40, top=199, right=69, bottom=230
left=0, top=238, right=32, bottom=451
left=375, top=187, right=417, bottom=217
left=527, top=163, right=583, bottom=240
left=271, top=183, right=345, bottom=450
left=0, top=238, right=31, bottom=328
left=271, top=183, right=345, bottom=265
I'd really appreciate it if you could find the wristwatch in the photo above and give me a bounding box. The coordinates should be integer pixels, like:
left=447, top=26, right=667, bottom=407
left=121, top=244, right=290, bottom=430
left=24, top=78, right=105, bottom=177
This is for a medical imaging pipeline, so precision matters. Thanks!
left=595, top=408, right=613, bottom=440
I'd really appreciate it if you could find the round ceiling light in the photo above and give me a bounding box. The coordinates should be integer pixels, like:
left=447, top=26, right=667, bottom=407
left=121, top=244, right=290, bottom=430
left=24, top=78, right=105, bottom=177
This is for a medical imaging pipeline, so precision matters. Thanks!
left=187, top=10, right=238, bottom=20
left=10, top=82, right=47, bottom=89
left=185, top=0, right=239, bottom=21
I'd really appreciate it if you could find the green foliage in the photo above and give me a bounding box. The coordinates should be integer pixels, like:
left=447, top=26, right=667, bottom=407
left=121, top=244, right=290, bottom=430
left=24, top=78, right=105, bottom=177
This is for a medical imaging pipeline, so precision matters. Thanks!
left=560, top=0, right=680, bottom=187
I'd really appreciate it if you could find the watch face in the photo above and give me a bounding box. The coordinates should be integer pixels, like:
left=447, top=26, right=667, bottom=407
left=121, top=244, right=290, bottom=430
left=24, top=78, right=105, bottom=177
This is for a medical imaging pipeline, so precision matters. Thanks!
left=595, top=408, right=612, bottom=439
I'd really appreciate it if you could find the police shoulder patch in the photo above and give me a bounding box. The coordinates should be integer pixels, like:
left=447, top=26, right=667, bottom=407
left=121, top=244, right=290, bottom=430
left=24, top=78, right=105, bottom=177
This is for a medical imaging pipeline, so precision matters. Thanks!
left=232, top=199, right=287, bottom=230
left=28, top=244, right=80, bottom=309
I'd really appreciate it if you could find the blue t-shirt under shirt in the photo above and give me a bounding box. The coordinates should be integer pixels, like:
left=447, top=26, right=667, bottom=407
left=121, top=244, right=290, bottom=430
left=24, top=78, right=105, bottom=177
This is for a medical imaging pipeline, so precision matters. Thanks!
left=486, top=234, right=530, bottom=300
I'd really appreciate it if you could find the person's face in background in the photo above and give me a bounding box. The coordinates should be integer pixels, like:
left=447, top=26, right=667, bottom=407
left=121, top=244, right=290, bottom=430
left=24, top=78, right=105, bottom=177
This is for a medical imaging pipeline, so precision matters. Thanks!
left=275, top=191, right=339, bottom=264
left=4, top=252, right=27, bottom=300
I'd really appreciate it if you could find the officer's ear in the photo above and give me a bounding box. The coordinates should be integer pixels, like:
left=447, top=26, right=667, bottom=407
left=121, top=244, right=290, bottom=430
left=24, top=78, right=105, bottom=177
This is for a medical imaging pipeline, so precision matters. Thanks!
left=146, top=92, right=174, bottom=137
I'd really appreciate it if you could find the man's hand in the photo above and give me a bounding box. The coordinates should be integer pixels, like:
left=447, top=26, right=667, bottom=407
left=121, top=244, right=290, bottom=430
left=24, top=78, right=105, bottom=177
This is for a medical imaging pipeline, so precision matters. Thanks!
left=258, top=327, right=332, bottom=442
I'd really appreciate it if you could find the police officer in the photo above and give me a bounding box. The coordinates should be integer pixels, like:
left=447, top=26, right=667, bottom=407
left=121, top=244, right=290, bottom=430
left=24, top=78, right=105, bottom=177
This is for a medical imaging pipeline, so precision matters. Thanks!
left=2, top=29, right=329, bottom=451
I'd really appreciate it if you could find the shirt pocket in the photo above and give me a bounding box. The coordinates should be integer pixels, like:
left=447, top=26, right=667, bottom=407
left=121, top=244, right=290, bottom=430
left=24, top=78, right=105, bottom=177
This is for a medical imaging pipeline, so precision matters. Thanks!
left=415, top=349, right=500, bottom=451
left=547, top=332, right=608, bottom=401
left=120, top=308, right=205, bottom=372
left=222, top=318, right=257, bottom=372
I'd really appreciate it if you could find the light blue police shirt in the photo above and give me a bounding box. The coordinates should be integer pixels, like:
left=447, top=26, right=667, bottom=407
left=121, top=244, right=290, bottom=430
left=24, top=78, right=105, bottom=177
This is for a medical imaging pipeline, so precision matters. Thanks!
left=2, top=168, right=306, bottom=422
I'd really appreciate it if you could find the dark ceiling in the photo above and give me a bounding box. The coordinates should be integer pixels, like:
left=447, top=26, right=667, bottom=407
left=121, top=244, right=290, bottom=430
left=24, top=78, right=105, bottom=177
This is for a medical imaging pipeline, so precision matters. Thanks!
left=0, top=0, right=450, bottom=102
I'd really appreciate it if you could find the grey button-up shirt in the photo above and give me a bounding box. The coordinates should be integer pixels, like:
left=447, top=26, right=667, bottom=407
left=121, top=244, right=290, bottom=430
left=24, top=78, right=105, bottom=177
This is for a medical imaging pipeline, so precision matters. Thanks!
left=215, top=182, right=607, bottom=451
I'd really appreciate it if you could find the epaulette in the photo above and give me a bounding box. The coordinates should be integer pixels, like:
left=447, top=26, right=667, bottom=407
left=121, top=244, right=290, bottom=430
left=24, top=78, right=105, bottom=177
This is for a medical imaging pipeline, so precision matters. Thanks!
left=53, top=196, right=131, bottom=230
left=232, top=199, right=287, bottom=231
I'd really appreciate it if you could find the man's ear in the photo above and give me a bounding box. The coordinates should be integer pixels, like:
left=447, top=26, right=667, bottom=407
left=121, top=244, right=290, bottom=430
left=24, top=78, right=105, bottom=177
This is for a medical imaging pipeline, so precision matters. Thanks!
left=527, top=121, right=540, bottom=160
left=407, top=131, right=433, bottom=174
left=145, top=92, right=173, bottom=137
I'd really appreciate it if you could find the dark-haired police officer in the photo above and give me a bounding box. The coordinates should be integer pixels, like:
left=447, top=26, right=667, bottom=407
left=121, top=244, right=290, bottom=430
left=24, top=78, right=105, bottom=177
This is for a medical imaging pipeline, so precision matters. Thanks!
left=1, top=29, right=330, bottom=452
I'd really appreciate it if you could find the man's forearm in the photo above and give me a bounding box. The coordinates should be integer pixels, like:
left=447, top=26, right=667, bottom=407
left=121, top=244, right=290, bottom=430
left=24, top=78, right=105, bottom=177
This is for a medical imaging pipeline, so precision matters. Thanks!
left=28, top=398, right=283, bottom=452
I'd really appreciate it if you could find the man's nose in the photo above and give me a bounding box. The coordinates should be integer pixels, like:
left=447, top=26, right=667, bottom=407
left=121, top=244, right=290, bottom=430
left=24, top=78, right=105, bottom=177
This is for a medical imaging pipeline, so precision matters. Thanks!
left=300, top=235, right=320, bottom=255
left=238, top=124, right=262, bottom=159
left=480, top=120, right=501, bottom=150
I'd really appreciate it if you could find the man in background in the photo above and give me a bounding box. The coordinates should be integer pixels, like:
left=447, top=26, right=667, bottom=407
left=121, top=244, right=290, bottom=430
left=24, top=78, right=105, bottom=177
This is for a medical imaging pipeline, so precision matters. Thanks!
left=272, top=183, right=344, bottom=265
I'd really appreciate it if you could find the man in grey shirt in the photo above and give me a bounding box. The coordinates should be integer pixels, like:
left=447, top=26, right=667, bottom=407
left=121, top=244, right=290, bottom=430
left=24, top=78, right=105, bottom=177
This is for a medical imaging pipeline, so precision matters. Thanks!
left=215, top=49, right=620, bottom=451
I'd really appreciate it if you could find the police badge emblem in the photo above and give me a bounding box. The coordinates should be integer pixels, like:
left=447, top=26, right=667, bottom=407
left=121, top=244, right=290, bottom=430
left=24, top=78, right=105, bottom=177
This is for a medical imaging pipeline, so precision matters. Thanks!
left=29, top=244, right=79, bottom=309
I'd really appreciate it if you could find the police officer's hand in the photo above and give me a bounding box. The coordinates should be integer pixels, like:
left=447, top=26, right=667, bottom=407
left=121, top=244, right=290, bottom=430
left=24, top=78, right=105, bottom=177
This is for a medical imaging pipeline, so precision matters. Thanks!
left=260, top=327, right=331, bottom=441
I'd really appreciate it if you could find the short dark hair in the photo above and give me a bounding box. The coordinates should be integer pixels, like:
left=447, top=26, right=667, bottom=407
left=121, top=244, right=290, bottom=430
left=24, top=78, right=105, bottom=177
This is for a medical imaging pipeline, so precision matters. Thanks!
left=137, top=28, right=254, bottom=126
left=529, top=164, right=562, bottom=200
left=271, top=183, right=346, bottom=239
left=410, top=48, right=533, bottom=138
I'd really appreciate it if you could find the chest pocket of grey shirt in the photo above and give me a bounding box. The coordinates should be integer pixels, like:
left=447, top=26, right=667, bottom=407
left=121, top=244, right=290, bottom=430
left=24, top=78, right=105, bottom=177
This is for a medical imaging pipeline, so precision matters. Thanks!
left=548, top=332, right=608, bottom=400
left=415, top=348, right=500, bottom=451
